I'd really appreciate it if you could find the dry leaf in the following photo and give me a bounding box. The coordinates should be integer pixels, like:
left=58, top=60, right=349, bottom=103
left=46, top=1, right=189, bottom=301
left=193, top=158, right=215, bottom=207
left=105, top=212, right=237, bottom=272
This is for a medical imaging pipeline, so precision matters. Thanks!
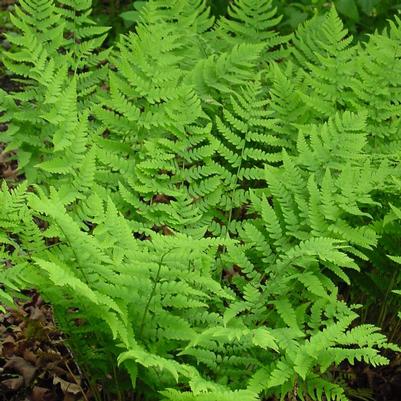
left=31, top=386, right=56, bottom=401
left=53, top=376, right=82, bottom=395
left=4, top=356, right=37, bottom=385
left=2, top=375, right=24, bottom=390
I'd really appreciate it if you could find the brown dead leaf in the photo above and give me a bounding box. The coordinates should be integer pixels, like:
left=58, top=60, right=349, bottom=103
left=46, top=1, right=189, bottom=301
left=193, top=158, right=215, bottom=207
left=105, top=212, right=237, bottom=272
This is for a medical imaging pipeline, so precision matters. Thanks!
left=23, top=348, right=37, bottom=365
left=29, top=306, right=46, bottom=322
left=44, top=362, right=68, bottom=378
left=1, top=292, right=89, bottom=400
left=4, top=356, right=37, bottom=385
left=1, top=375, right=24, bottom=390
left=63, top=393, right=78, bottom=401
left=2, top=166, right=19, bottom=180
left=31, top=386, right=56, bottom=401
left=1, top=336, right=17, bottom=357
left=162, top=226, right=174, bottom=236
left=53, top=376, right=82, bottom=395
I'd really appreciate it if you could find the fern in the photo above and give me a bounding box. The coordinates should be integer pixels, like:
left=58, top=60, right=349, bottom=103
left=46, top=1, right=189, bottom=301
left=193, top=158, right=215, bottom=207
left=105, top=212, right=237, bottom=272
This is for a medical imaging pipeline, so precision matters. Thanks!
left=1, top=2, right=401, bottom=401
left=0, top=182, right=44, bottom=308
left=348, top=17, right=401, bottom=154
left=212, top=0, right=289, bottom=61
left=292, top=8, right=356, bottom=118
left=208, top=80, right=287, bottom=236
left=0, top=0, right=108, bottom=182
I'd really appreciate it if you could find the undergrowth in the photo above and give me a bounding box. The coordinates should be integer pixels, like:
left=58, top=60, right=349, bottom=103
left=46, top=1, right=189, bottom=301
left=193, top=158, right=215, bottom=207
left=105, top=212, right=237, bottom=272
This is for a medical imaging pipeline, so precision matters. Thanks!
left=1, top=1, right=401, bottom=400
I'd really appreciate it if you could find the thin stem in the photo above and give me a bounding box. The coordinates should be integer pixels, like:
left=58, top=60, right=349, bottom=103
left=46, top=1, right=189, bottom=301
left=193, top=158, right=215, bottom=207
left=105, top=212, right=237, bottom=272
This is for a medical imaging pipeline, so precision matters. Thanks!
left=138, top=248, right=175, bottom=338
left=378, top=270, right=397, bottom=327
left=64, top=361, right=90, bottom=401
left=112, top=363, right=123, bottom=401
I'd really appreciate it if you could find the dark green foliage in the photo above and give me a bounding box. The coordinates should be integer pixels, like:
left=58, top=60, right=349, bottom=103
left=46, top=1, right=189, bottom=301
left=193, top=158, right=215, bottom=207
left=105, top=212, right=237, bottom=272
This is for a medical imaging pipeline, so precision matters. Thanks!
left=274, top=0, right=401, bottom=37
left=1, top=1, right=401, bottom=401
left=101, top=1, right=401, bottom=41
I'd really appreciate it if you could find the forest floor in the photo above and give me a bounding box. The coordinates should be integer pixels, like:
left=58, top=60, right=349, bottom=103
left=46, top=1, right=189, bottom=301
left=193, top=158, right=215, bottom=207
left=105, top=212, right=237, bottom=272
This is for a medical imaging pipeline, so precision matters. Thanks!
left=0, top=294, right=92, bottom=401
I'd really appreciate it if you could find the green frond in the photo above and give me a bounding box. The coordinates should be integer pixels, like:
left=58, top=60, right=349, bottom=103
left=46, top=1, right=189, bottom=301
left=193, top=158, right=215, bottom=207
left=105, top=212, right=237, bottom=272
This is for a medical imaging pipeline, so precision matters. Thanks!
left=304, top=375, right=349, bottom=401
left=188, top=43, right=264, bottom=99
left=2, top=2, right=400, bottom=400
left=213, top=0, right=289, bottom=60
left=161, top=388, right=259, bottom=401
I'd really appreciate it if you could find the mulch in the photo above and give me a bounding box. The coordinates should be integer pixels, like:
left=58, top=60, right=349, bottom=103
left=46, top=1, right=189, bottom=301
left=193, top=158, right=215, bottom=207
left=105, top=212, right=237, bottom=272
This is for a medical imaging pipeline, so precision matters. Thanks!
left=0, top=293, right=91, bottom=401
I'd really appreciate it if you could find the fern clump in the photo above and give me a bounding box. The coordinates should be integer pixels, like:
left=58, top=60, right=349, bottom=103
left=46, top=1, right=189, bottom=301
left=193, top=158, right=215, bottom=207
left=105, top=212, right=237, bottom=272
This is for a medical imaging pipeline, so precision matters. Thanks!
left=1, top=1, right=401, bottom=400
left=0, top=0, right=108, bottom=182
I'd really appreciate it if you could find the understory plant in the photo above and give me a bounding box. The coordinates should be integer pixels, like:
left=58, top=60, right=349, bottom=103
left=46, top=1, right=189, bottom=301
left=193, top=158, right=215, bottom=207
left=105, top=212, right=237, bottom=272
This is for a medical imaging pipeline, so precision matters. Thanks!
left=1, top=1, right=401, bottom=400
left=274, top=0, right=401, bottom=36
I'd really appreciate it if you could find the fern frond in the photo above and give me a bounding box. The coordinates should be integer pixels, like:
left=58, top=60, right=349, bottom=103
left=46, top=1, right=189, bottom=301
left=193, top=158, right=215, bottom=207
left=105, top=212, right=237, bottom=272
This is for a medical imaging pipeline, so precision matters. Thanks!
left=213, top=0, right=289, bottom=61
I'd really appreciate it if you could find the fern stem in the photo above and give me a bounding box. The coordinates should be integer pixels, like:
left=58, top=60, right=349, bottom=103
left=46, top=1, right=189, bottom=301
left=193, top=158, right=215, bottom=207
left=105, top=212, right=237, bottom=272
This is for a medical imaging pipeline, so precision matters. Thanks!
left=64, top=360, right=90, bottom=401
left=112, top=363, right=123, bottom=401
left=389, top=317, right=401, bottom=343
left=138, top=248, right=175, bottom=338
left=57, top=224, right=91, bottom=286
left=378, top=270, right=397, bottom=327
left=225, top=125, right=248, bottom=238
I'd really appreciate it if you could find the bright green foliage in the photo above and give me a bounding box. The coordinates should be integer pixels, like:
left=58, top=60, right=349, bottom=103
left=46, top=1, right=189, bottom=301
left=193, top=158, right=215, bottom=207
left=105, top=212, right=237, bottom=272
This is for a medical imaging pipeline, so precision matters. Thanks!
left=20, top=188, right=238, bottom=388
left=0, top=182, right=44, bottom=311
left=207, top=81, right=288, bottom=236
left=56, top=0, right=110, bottom=66
left=357, top=178, right=401, bottom=340
left=0, top=0, right=108, bottom=182
left=212, top=0, right=290, bottom=60
left=1, top=1, right=401, bottom=401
